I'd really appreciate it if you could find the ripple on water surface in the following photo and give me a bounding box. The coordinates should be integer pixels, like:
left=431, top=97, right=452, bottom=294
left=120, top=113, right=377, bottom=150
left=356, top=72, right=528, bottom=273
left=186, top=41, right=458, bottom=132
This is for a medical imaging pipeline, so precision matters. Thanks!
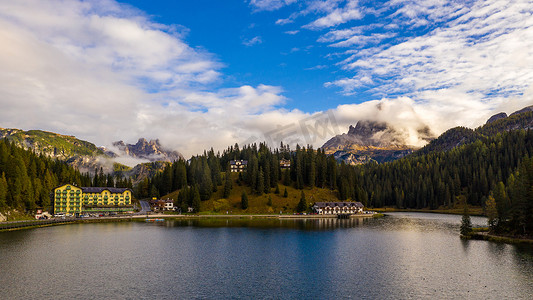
left=0, top=213, right=531, bottom=299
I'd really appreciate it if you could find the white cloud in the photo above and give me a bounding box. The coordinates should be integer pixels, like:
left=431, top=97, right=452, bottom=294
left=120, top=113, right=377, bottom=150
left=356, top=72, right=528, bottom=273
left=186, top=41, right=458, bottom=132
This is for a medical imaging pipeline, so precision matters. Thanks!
left=284, top=30, right=300, bottom=35
left=303, top=1, right=363, bottom=30
left=248, top=0, right=297, bottom=12
left=262, top=0, right=533, bottom=130
left=242, top=36, right=263, bottom=46
left=331, top=0, right=533, bottom=100
left=2, top=0, right=533, bottom=162
left=0, top=0, right=291, bottom=157
left=305, top=65, right=328, bottom=70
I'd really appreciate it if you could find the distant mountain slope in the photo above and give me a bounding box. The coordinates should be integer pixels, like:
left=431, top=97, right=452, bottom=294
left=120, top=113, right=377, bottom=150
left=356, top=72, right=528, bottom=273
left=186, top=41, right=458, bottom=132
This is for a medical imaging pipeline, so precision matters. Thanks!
left=322, top=105, right=533, bottom=165
left=509, top=105, right=533, bottom=116
left=0, top=128, right=105, bottom=159
left=125, top=161, right=168, bottom=185
left=486, top=112, right=507, bottom=124
left=0, top=128, right=111, bottom=173
left=321, top=120, right=433, bottom=165
left=0, top=128, right=182, bottom=185
left=416, top=127, right=481, bottom=156
left=415, top=107, right=533, bottom=157
left=478, top=110, right=533, bottom=136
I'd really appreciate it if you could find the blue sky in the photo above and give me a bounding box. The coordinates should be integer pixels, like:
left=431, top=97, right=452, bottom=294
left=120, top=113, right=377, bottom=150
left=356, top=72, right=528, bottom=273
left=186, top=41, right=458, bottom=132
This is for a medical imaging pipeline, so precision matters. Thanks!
left=1, top=0, right=533, bottom=157
left=121, top=0, right=354, bottom=112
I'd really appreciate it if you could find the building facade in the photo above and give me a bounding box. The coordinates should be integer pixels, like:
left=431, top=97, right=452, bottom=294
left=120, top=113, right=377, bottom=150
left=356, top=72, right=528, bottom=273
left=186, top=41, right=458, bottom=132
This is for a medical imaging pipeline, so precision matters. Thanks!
left=279, top=159, right=291, bottom=169
left=149, top=199, right=174, bottom=211
left=52, top=184, right=133, bottom=216
left=230, top=160, right=248, bottom=172
left=312, top=202, right=364, bottom=215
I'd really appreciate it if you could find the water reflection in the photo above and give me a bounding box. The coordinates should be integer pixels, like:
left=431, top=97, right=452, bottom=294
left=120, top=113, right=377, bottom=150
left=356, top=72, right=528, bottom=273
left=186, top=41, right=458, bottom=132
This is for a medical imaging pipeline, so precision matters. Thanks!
left=1, top=213, right=532, bottom=300
left=159, top=217, right=368, bottom=230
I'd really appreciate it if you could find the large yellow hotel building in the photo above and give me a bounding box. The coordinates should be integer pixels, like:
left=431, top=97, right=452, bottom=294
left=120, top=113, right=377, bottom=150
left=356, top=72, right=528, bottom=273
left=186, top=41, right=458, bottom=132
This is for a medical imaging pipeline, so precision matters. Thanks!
left=53, top=184, right=133, bottom=216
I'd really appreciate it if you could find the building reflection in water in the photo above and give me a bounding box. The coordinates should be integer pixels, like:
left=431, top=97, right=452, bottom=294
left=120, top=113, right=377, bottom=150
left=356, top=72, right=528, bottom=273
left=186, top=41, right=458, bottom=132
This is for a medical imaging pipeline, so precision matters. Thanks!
left=159, top=217, right=369, bottom=231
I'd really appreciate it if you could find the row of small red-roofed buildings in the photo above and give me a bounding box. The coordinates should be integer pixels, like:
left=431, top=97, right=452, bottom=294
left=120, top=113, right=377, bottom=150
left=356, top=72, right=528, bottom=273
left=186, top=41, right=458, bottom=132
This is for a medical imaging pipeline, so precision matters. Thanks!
left=149, top=198, right=175, bottom=212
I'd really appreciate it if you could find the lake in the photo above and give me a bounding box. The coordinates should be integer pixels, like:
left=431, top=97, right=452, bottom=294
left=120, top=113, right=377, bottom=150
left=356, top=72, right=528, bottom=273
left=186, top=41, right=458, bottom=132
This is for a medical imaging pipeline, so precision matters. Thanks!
left=0, top=213, right=532, bottom=299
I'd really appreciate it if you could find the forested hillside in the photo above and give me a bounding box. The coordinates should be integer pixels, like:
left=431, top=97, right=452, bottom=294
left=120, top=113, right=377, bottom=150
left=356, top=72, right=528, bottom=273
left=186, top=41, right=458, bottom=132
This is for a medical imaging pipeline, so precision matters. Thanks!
left=488, top=157, right=533, bottom=236
left=2, top=109, right=533, bottom=232
left=353, top=130, right=533, bottom=209
left=0, top=139, right=132, bottom=212
left=0, top=128, right=105, bottom=159
left=0, top=139, right=91, bottom=211
left=137, top=125, right=533, bottom=236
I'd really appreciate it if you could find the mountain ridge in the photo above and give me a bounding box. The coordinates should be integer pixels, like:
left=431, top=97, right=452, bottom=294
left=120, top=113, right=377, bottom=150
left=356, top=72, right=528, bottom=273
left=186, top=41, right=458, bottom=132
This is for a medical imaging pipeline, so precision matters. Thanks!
left=112, top=138, right=183, bottom=162
left=321, top=120, right=434, bottom=165
left=0, top=128, right=180, bottom=184
left=417, top=107, right=533, bottom=156
left=322, top=105, right=533, bottom=165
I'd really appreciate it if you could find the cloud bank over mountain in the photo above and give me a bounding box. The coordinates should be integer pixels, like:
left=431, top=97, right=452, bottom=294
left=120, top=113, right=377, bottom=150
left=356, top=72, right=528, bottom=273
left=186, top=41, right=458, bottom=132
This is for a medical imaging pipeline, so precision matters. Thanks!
left=0, top=0, right=532, bottom=157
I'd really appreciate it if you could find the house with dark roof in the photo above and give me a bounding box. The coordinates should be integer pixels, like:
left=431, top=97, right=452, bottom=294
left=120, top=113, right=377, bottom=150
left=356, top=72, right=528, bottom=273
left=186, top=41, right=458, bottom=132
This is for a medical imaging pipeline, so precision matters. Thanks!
left=230, top=160, right=248, bottom=172
left=149, top=199, right=174, bottom=211
left=279, top=159, right=291, bottom=169
left=312, top=202, right=364, bottom=215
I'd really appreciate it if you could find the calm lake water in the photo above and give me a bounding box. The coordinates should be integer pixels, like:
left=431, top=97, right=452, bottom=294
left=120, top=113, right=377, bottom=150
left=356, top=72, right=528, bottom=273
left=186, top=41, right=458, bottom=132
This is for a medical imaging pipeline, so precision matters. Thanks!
left=1, top=213, right=532, bottom=299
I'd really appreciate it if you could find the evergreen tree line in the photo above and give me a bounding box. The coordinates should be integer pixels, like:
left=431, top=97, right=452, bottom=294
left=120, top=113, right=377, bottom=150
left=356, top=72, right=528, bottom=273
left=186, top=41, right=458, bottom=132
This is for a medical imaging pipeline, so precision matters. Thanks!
left=0, top=139, right=134, bottom=212
left=486, top=157, right=533, bottom=236
left=0, top=139, right=90, bottom=211
left=92, top=167, right=133, bottom=190
left=136, top=127, right=533, bottom=222
left=350, top=129, right=533, bottom=211
left=136, top=142, right=341, bottom=208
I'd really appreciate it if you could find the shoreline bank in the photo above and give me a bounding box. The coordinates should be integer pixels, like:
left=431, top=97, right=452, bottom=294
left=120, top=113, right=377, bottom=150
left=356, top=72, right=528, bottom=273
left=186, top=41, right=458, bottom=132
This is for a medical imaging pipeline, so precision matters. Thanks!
left=469, top=231, right=533, bottom=245
left=0, top=213, right=377, bottom=232
left=368, top=207, right=486, bottom=216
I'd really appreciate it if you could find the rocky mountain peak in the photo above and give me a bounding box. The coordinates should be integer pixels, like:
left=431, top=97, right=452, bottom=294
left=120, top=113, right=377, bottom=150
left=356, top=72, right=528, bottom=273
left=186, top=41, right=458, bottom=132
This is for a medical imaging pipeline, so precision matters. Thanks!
left=347, top=120, right=389, bottom=137
left=510, top=105, right=533, bottom=117
left=323, top=120, right=408, bottom=151
left=486, top=112, right=508, bottom=124
left=112, top=138, right=183, bottom=162
left=321, top=119, right=434, bottom=165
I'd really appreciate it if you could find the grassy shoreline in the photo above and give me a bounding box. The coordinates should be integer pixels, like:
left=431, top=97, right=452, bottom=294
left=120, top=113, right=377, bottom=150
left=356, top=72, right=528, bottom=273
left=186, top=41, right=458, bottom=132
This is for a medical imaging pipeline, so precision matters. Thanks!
left=468, top=231, right=533, bottom=245
left=367, top=206, right=485, bottom=216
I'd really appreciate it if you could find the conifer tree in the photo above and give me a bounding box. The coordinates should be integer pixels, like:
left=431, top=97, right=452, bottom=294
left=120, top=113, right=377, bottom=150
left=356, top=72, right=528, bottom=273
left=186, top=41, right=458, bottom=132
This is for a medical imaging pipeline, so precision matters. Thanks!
left=267, top=195, right=272, bottom=206
left=173, top=161, right=187, bottom=190
left=257, top=168, right=264, bottom=196
left=460, top=199, right=473, bottom=236
left=150, top=185, right=159, bottom=199
left=106, top=174, right=115, bottom=188
left=282, top=169, right=291, bottom=186
left=241, top=191, right=248, bottom=210
left=297, top=191, right=307, bottom=212
left=0, top=172, right=7, bottom=208
left=270, top=156, right=278, bottom=187
left=93, top=168, right=99, bottom=187
left=192, top=186, right=201, bottom=213
left=283, top=188, right=288, bottom=198
left=485, top=195, right=498, bottom=229
left=295, top=151, right=304, bottom=189
left=223, top=169, right=232, bottom=198
left=307, top=147, right=316, bottom=187
left=98, top=167, right=105, bottom=186
left=263, top=163, right=271, bottom=194
left=199, top=160, right=213, bottom=200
